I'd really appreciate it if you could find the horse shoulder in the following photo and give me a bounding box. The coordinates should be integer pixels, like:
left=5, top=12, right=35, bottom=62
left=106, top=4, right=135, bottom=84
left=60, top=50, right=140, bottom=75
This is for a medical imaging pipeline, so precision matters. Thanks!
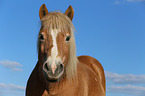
left=77, top=55, right=106, bottom=93
left=26, top=63, right=47, bottom=96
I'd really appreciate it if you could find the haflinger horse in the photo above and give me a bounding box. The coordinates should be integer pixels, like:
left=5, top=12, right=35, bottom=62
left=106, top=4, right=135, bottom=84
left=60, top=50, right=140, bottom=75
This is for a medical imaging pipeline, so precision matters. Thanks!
left=26, top=4, right=106, bottom=96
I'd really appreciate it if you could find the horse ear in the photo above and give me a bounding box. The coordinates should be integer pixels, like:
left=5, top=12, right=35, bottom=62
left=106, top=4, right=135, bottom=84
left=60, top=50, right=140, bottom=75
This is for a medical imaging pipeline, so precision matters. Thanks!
left=64, top=5, right=74, bottom=21
left=39, top=4, right=49, bottom=20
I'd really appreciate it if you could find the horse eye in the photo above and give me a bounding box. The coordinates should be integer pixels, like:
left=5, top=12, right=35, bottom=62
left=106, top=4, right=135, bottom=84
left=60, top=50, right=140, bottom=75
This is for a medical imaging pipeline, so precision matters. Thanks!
left=39, top=34, right=44, bottom=41
left=66, top=36, right=71, bottom=41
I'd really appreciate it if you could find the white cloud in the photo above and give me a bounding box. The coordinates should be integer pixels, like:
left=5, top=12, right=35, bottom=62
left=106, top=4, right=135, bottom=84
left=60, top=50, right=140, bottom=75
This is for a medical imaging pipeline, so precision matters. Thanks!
left=127, top=0, right=145, bottom=2
left=114, top=0, right=145, bottom=4
left=0, top=61, right=23, bottom=71
left=106, top=71, right=145, bottom=96
left=0, top=83, right=25, bottom=91
left=107, top=85, right=145, bottom=96
left=0, top=83, right=25, bottom=96
left=105, top=71, right=145, bottom=85
left=114, top=0, right=121, bottom=4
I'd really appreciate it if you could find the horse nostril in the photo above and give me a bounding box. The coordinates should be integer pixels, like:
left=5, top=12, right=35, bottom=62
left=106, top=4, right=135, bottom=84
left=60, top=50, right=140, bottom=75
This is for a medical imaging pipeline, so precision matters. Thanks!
left=45, top=63, right=49, bottom=71
left=60, top=63, right=64, bottom=71
left=60, top=63, right=63, bottom=68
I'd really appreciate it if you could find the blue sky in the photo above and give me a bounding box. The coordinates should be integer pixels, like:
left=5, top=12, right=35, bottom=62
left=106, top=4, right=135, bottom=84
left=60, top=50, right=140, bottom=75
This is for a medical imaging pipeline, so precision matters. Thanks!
left=0, top=0, right=145, bottom=96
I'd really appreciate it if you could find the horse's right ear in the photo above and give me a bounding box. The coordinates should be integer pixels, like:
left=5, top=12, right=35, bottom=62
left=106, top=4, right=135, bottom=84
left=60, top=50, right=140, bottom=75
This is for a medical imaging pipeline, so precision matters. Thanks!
left=39, top=4, right=49, bottom=20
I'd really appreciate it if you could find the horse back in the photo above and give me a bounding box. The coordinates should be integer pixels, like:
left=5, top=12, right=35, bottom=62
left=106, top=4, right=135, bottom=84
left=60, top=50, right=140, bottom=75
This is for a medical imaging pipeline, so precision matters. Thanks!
left=77, top=55, right=106, bottom=92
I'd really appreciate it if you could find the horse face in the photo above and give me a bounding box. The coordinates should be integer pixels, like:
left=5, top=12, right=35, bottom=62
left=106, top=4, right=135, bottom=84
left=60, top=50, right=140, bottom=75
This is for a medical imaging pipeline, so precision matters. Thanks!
left=38, top=4, right=74, bottom=82
left=38, top=28, right=71, bottom=82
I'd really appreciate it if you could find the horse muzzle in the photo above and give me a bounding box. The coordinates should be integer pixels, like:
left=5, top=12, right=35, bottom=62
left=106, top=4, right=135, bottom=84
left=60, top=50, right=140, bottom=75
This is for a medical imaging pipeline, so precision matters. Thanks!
left=42, top=61, right=64, bottom=82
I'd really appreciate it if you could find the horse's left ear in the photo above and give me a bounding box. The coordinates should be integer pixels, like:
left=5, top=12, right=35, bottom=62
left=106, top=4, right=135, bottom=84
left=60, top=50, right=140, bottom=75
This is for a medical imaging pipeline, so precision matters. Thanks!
left=64, top=5, right=74, bottom=21
left=39, top=4, right=49, bottom=20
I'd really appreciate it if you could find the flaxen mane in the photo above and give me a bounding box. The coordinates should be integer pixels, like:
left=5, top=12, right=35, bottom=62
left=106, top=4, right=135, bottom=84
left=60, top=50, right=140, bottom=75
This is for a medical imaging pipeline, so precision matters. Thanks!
left=38, top=12, right=78, bottom=80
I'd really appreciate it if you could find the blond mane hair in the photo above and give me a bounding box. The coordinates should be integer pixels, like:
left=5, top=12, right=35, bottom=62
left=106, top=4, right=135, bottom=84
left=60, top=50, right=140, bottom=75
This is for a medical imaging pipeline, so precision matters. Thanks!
left=39, top=11, right=78, bottom=80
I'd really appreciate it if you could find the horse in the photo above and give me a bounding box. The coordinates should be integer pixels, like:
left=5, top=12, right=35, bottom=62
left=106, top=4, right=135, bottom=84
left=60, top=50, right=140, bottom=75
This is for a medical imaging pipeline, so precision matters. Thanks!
left=26, top=4, right=106, bottom=96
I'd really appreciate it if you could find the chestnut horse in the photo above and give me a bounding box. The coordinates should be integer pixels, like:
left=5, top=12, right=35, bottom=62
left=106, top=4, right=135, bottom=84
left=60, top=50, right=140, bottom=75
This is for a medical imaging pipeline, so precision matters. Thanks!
left=26, top=4, right=106, bottom=96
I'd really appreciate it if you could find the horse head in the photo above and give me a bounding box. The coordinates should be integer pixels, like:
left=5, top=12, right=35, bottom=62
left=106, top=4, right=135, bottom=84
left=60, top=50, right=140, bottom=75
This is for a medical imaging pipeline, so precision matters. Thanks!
left=38, top=4, right=78, bottom=82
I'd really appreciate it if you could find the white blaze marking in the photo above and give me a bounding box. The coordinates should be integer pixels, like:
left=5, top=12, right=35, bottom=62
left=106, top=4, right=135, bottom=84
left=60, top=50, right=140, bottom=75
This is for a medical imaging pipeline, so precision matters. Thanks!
left=51, top=29, right=59, bottom=59
left=48, top=29, right=60, bottom=74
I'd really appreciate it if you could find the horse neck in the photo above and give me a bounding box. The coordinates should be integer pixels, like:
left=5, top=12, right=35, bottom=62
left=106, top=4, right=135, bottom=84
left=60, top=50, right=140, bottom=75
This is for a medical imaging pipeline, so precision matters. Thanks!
left=47, top=77, right=72, bottom=95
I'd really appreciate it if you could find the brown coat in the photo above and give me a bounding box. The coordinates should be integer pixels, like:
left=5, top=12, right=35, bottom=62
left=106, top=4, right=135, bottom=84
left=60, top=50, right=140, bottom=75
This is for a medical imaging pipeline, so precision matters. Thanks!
left=26, top=56, right=106, bottom=96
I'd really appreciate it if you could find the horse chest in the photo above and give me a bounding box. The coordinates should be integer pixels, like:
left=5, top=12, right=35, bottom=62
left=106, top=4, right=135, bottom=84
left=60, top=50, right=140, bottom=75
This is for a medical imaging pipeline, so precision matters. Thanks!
left=42, top=86, right=76, bottom=96
left=42, top=87, right=66, bottom=96
left=42, top=90, right=58, bottom=96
